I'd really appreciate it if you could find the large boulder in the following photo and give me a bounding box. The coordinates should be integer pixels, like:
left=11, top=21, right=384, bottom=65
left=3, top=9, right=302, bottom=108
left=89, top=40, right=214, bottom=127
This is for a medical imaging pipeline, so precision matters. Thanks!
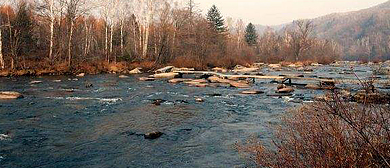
left=155, top=66, right=174, bottom=73
left=129, top=68, right=142, bottom=74
left=0, top=91, right=24, bottom=99
left=152, top=72, right=180, bottom=79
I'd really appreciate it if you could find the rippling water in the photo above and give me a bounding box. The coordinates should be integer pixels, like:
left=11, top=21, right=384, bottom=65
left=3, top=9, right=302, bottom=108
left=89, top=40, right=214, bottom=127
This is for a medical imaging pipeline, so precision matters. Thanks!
left=0, top=65, right=385, bottom=167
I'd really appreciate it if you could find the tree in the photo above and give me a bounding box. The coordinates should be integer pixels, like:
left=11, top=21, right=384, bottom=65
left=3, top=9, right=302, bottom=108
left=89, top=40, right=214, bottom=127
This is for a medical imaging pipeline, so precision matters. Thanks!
left=12, top=1, right=35, bottom=68
left=206, top=5, right=226, bottom=33
left=0, top=19, right=3, bottom=69
left=289, top=20, right=314, bottom=61
left=245, top=23, right=258, bottom=46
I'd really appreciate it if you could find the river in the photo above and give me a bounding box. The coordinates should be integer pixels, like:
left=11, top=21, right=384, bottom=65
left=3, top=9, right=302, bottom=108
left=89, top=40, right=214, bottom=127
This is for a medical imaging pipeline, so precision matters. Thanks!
left=0, top=65, right=384, bottom=167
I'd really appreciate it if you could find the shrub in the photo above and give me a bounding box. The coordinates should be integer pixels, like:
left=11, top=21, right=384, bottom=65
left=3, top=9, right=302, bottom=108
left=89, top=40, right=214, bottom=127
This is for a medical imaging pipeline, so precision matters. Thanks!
left=238, top=90, right=390, bottom=167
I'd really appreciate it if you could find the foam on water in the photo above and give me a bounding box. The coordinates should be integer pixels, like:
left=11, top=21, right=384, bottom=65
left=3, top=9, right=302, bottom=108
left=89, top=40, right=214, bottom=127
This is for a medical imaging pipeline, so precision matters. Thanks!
left=0, top=134, right=10, bottom=141
left=46, top=97, right=122, bottom=103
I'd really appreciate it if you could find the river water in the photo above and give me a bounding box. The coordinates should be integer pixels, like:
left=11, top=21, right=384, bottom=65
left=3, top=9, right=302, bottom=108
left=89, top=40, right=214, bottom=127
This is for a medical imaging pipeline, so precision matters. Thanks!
left=0, top=65, right=385, bottom=167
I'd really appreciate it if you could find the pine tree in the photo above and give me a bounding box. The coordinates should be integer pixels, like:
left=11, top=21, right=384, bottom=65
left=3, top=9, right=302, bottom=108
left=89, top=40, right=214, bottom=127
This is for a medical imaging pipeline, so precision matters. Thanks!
left=245, top=23, right=258, bottom=46
left=206, top=5, right=226, bottom=33
left=13, top=1, right=34, bottom=57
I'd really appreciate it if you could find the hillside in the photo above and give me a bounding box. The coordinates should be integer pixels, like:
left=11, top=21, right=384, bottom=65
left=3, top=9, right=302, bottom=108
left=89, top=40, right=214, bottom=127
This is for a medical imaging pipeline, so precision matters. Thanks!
left=257, top=1, right=390, bottom=61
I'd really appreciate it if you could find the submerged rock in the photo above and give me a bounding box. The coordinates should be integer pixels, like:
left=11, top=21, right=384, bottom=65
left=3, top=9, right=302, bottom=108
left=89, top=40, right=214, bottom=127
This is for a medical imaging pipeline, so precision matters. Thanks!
left=195, top=97, right=204, bottom=102
left=168, top=78, right=192, bottom=83
left=152, top=99, right=165, bottom=106
left=267, top=93, right=293, bottom=97
left=144, top=131, right=163, bottom=139
left=119, top=75, right=129, bottom=78
left=139, top=77, right=155, bottom=81
left=85, top=82, right=93, bottom=88
left=30, top=80, right=42, bottom=84
left=305, top=83, right=322, bottom=90
left=0, top=91, right=24, bottom=99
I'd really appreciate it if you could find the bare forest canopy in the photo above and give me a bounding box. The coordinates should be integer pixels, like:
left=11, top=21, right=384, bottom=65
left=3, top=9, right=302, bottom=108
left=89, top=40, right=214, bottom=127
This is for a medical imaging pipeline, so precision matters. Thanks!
left=256, top=0, right=390, bottom=62
left=0, top=0, right=353, bottom=72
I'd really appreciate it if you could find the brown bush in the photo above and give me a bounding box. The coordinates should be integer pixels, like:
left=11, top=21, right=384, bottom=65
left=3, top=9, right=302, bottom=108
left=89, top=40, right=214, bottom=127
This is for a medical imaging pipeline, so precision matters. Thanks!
left=238, top=91, right=390, bottom=167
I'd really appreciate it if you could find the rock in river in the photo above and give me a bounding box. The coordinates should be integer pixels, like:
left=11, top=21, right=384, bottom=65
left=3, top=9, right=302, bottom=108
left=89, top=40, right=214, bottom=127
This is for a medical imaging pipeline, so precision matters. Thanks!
left=129, top=68, right=142, bottom=74
left=0, top=91, right=24, bottom=99
left=119, top=75, right=129, bottom=78
left=152, top=72, right=180, bottom=79
left=276, top=87, right=294, bottom=93
left=195, top=97, right=204, bottom=102
left=241, top=90, right=264, bottom=94
left=139, top=77, right=155, bottom=81
left=30, top=80, right=42, bottom=84
left=144, top=131, right=163, bottom=139
left=76, top=73, right=85, bottom=77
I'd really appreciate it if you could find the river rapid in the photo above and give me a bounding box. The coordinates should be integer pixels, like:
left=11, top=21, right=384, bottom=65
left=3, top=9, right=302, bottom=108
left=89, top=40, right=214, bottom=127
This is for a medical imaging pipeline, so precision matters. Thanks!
left=0, top=65, right=385, bottom=167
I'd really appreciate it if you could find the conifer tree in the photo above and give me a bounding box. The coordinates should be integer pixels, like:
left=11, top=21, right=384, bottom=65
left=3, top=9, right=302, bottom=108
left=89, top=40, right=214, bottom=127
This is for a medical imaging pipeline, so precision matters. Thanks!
left=245, top=23, right=258, bottom=46
left=206, top=5, right=226, bottom=33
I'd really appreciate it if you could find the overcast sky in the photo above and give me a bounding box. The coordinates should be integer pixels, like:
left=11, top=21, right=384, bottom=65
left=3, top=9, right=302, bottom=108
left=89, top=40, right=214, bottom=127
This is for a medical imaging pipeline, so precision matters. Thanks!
left=197, top=0, right=389, bottom=25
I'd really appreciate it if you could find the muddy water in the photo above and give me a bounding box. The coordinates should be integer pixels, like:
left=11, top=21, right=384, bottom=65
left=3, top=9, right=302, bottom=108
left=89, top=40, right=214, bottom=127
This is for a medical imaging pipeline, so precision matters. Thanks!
left=0, top=65, right=387, bottom=167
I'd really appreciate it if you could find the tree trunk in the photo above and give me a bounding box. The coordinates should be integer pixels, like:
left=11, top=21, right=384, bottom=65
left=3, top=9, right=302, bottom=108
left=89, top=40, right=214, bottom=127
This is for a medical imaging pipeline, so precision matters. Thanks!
left=105, top=23, right=109, bottom=63
left=49, top=0, right=54, bottom=61
left=68, top=21, right=73, bottom=67
left=0, top=28, right=4, bottom=69
left=120, top=20, right=124, bottom=56
left=84, top=20, right=88, bottom=57
left=142, top=25, right=149, bottom=59
left=110, top=24, right=114, bottom=63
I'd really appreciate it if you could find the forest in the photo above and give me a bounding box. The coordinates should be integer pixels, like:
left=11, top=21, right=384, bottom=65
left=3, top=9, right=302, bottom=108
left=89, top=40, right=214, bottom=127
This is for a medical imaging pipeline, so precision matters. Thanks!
left=0, top=0, right=340, bottom=75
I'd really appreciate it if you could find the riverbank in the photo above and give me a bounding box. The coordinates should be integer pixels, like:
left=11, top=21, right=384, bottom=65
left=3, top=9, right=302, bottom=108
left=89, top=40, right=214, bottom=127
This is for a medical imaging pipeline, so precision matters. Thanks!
left=0, top=60, right=386, bottom=77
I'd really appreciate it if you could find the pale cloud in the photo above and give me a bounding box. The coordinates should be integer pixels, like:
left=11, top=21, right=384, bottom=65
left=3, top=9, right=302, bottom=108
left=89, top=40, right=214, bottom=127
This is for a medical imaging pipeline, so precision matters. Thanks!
left=197, top=0, right=389, bottom=25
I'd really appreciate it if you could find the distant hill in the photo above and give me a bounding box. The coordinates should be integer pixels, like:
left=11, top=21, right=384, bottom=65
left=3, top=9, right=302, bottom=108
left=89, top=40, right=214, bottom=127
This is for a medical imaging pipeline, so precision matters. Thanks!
left=256, top=1, right=390, bottom=61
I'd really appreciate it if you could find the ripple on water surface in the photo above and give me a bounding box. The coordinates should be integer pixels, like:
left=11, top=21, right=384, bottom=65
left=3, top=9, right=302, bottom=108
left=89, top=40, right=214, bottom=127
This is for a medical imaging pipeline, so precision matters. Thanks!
left=0, top=66, right=385, bottom=167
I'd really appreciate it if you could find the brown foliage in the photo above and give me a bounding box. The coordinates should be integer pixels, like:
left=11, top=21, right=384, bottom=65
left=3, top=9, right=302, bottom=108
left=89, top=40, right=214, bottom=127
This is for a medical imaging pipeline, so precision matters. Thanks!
left=238, top=90, right=390, bottom=167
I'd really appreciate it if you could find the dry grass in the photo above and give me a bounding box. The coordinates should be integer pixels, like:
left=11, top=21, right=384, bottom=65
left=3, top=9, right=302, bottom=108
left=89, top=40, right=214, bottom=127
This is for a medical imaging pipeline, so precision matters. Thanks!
left=238, top=90, right=390, bottom=167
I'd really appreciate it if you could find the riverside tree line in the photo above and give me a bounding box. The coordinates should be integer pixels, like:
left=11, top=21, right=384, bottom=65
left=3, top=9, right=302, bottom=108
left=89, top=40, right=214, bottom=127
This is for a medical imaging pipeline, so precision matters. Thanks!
left=0, top=0, right=341, bottom=72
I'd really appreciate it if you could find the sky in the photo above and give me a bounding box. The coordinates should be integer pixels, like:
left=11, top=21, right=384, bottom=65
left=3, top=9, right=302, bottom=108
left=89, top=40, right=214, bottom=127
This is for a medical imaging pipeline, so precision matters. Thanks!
left=197, top=0, right=389, bottom=25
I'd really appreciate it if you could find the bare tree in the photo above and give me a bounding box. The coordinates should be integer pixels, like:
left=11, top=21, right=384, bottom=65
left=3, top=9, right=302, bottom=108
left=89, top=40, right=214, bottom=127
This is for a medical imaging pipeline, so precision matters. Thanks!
left=62, top=0, right=89, bottom=67
left=289, top=20, right=314, bottom=61
left=0, top=22, right=3, bottom=69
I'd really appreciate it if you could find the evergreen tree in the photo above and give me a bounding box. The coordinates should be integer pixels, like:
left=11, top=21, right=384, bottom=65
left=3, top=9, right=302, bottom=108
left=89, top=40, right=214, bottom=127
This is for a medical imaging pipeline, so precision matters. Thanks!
left=13, top=1, right=35, bottom=57
left=245, top=23, right=258, bottom=46
left=206, top=5, right=226, bottom=33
